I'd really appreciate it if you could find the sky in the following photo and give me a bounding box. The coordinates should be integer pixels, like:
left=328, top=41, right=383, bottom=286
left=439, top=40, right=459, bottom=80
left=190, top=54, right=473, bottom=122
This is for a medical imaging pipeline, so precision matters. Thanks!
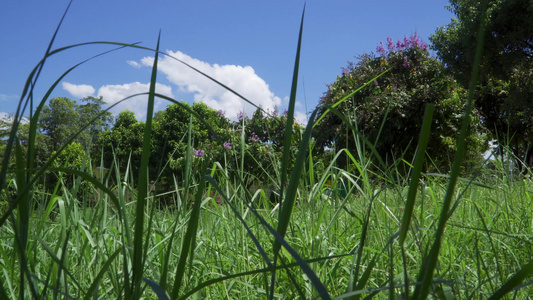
left=0, top=1, right=455, bottom=124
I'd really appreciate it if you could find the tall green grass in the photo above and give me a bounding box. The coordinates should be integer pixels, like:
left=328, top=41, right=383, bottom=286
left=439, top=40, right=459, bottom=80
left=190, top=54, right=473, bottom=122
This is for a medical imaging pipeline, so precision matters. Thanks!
left=1, top=1, right=533, bottom=299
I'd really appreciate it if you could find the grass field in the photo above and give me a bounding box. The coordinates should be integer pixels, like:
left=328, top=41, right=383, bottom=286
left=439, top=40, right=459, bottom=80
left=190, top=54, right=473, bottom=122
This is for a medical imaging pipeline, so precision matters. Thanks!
left=1, top=160, right=532, bottom=299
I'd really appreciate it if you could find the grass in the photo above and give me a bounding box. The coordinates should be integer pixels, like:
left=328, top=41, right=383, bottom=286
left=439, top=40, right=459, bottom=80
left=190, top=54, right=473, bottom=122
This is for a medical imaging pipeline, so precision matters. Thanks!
left=1, top=2, right=533, bottom=299
left=2, top=166, right=532, bottom=298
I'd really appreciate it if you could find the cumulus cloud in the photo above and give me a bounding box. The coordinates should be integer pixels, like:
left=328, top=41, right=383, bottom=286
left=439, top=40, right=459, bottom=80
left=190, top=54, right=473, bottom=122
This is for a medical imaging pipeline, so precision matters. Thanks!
left=139, top=51, right=283, bottom=121
left=127, top=60, right=141, bottom=68
left=294, top=111, right=309, bottom=126
left=62, top=82, right=96, bottom=98
left=97, top=82, right=173, bottom=120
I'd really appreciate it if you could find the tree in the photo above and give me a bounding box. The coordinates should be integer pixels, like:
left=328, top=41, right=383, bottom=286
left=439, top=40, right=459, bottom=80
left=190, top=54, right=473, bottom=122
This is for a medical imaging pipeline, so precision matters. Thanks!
left=156, top=102, right=231, bottom=158
left=430, top=0, right=533, bottom=170
left=39, top=96, right=112, bottom=151
left=39, top=97, right=80, bottom=151
left=97, top=110, right=145, bottom=177
left=77, top=96, right=113, bottom=148
left=314, top=34, right=488, bottom=175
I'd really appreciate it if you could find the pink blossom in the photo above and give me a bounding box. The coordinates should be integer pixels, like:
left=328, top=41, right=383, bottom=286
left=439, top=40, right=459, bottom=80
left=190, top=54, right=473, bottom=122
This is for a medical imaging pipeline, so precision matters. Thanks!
left=403, top=35, right=411, bottom=48
left=376, top=41, right=386, bottom=55
left=386, top=37, right=396, bottom=52
left=396, top=40, right=405, bottom=50
left=249, top=132, right=260, bottom=142
left=402, top=56, right=411, bottom=68
left=193, top=149, right=205, bottom=157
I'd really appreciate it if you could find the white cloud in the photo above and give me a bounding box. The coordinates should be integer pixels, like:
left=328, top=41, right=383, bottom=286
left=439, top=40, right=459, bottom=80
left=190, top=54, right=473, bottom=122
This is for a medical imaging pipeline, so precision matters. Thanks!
left=294, top=111, right=308, bottom=126
left=127, top=60, right=141, bottom=68
left=62, top=82, right=96, bottom=98
left=0, top=112, right=10, bottom=120
left=0, top=94, right=19, bottom=101
left=139, top=51, right=283, bottom=121
left=97, top=82, right=173, bottom=120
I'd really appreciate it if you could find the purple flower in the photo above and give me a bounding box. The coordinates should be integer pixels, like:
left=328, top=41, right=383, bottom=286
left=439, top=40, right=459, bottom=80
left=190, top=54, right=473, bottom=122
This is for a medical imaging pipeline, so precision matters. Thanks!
left=373, top=80, right=378, bottom=86
left=386, top=36, right=395, bottom=52
left=216, top=109, right=225, bottom=116
left=223, top=142, right=231, bottom=149
left=342, top=67, right=349, bottom=75
left=237, top=111, right=244, bottom=122
left=403, top=35, right=411, bottom=48
left=396, top=40, right=405, bottom=50
left=410, top=32, right=420, bottom=48
left=402, top=56, right=411, bottom=68
left=273, top=107, right=279, bottom=117
left=193, top=149, right=205, bottom=157
left=283, top=109, right=288, bottom=116
left=249, top=132, right=260, bottom=142
left=376, top=41, right=386, bottom=55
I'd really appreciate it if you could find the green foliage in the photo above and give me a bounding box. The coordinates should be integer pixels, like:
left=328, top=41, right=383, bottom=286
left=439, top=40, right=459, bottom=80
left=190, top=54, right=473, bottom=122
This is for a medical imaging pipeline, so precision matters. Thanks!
left=430, top=0, right=533, bottom=170
left=98, top=110, right=145, bottom=176
left=315, top=35, right=487, bottom=174
left=78, top=96, right=113, bottom=148
left=160, top=102, right=231, bottom=166
left=51, top=141, right=86, bottom=169
left=39, top=97, right=80, bottom=150
left=38, top=96, right=112, bottom=160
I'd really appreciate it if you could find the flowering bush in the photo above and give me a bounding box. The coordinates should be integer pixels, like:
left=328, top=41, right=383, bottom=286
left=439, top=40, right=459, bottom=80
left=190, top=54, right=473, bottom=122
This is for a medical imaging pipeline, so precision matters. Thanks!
left=314, top=33, right=488, bottom=174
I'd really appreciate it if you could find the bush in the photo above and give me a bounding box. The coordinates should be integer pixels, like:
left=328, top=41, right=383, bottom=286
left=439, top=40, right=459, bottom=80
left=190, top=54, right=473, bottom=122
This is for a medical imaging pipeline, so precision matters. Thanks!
left=314, top=33, right=488, bottom=175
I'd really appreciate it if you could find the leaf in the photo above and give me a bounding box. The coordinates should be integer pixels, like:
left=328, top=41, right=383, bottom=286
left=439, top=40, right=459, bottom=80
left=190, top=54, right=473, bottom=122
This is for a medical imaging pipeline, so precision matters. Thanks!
left=143, top=278, right=170, bottom=300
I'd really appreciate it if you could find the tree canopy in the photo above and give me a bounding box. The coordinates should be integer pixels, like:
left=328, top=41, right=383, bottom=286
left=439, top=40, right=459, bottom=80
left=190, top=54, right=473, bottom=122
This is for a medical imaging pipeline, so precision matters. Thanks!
left=39, top=96, right=112, bottom=151
left=430, top=0, right=533, bottom=170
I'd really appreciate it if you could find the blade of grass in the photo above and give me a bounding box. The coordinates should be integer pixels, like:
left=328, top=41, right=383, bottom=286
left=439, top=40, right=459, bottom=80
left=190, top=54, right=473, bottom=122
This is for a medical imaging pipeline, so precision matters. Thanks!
left=207, top=168, right=332, bottom=300
left=178, top=253, right=349, bottom=300
left=0, top=50, right=142, bottom=229
left=328, top=106, right=387, bottom=173
left=274, top=107, right=315, bottom=252
left=348, top=187, right=379, bottom=299
left=170, top=165, right=206, bottom=299
left=279, top=4, right=304, bottom=194
left=488, top=260, right=533, bottom=299
left=0, top=0, right=72, bottom=199
left=412, top=1, right=488, bottom=298
left=270, top=5, right=306, bottom=297
left=13, top=138, right=38, bottom=299
left=82, top=248, right=123, bottom=300
left=312, top=69, right=390, bottom=129
left=399, top=103, right=434, bottom=245
left=143, top=278, right=170, bottom=300
left=55, top=230, right=73, bottom=299
left=130, top=31, right=161, bottom=299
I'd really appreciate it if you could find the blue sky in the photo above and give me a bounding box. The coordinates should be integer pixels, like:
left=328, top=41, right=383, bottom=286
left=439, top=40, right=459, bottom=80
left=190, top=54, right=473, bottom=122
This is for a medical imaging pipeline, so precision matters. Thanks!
left=1, top=1, right=454, bottom=124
